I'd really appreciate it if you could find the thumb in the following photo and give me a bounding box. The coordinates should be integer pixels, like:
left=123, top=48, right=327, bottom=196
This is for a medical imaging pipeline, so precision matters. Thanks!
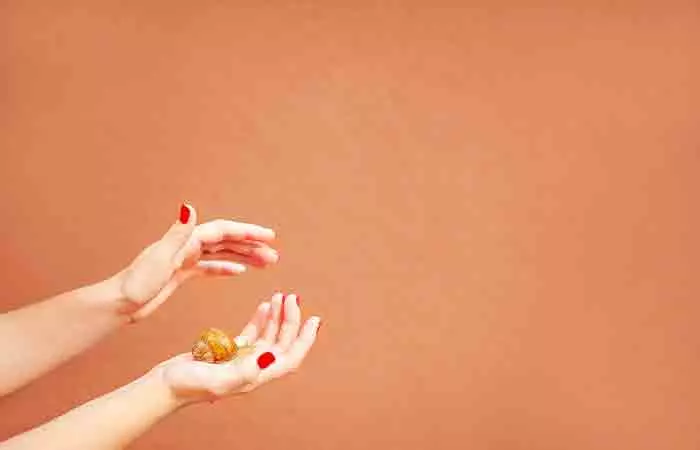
left=239, top=350, right=277, bottom=384
left=159, top=202, right=197, bottom=256
left=218, top=350, right=277, bottom=394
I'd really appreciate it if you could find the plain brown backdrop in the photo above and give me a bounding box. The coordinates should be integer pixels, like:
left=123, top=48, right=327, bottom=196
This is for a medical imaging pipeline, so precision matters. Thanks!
left=1, top=2, right=699, bottom=449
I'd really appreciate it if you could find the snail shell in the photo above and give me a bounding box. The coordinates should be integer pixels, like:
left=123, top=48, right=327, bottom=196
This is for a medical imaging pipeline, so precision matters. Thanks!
left=191, top=328, right=238, bottom=363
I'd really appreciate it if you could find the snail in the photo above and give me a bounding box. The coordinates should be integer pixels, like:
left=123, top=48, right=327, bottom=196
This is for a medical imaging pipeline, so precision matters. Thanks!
left=191, top=328, right=255, bottom=363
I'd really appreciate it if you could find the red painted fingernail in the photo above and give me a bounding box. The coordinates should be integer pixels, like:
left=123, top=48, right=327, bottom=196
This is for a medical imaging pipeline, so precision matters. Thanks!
left=179, top=203, right=191, bottom=224
left=296, top=295, right=301, bottom=307
left=257, top=352, right=276, bottom=369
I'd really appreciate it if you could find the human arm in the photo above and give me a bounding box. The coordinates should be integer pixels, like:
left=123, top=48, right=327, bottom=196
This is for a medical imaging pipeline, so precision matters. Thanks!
left=0, top=293, right=320, bottom=450
left=0, top=204, right=278, bottom=396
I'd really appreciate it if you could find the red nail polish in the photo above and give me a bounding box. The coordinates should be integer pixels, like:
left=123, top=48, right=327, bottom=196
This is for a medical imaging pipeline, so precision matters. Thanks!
left=295, top=295, right=301, bottom=307
left=257, top=352, right=276, bottom=369
left=179, top=203, right=191, bottom=224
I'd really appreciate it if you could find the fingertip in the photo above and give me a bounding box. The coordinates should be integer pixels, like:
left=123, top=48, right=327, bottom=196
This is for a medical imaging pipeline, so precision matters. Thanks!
left=251, top=227, right=276, bottom=243
left=285, top=293, right=300, bottom=311
left=258, top=301, right=272, bottom=320
left=310, top=316, right=322, bottom=333
left=179, top=202, right=192, bottom=224
left=197, top=260, right=246, bottom=275
left=230, top=262, right=247, bottom=274
left=257, top=247, right=280, bottom=265
left=264, top=227, right=276, bottom=240
left=219, top=261, right=247, bottom=274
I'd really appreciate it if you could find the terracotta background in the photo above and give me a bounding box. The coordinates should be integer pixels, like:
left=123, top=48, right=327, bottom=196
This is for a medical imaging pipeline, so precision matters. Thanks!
left=1, top=2, right=699, bottom=449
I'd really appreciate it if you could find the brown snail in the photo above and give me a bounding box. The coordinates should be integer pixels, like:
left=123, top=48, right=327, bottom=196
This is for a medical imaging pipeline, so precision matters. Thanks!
left=191, top=328, right=255, bottom=363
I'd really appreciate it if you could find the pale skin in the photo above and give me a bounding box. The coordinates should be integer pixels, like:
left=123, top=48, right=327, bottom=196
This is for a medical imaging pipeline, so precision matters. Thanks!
left=0, top=204, right=321, bottom=449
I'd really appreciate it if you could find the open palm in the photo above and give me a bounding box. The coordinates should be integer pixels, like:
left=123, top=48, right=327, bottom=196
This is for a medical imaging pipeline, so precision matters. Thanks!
left=156, top=293, right=321, bottom=403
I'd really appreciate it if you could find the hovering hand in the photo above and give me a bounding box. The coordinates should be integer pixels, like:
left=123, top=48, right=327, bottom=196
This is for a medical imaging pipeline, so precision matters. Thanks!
left=116, top=203, right=278, bottom=321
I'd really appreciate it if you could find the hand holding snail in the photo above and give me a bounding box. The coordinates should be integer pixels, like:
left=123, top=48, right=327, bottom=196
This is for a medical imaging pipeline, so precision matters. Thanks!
left=153, top=292, right=321, bottom=404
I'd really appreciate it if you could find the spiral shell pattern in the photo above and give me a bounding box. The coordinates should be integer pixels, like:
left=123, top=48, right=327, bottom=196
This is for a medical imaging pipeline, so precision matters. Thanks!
left=191, top=328, right=238, bottom=363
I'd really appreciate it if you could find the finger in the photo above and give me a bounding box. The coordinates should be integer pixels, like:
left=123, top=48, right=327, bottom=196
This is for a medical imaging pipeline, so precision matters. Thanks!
left=261, top=292, right=284, bottom=343
left=215, top=349, right=278, bottom=395
left=160, top=203, right=198, bottom=257
left=193, top=220, right=276, bottom=246
left=286, top=316, right=321, bottom=364
left=276, top=294, right=302, bottom=352
left=200, top=250, right=275, bottom=269
left=202, top=243, right=279, bottom=266
left=202, top=239, right=273, bottom=254
left=239, top=302, right=271, bottom=342
left=258, top=316, right=320, bottom=383
left=174, top=225, right=277, bottom=271
left=194, top=260, right=247, bottom=276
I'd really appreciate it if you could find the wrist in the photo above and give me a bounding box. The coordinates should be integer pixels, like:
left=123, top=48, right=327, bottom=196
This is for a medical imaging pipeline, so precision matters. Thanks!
left=67, top=274, right=133, bottom=327
left=135, top=370, right=189, bottom=412
left=96, top=271, right=139, bottom=323
left=143, top=366, right=198, bottom=409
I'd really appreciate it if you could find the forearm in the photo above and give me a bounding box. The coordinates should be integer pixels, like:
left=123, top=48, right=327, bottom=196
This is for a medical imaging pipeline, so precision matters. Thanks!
left=0, top=275, right=129, bottom=396
left=1, top=371, right=183, bottom=450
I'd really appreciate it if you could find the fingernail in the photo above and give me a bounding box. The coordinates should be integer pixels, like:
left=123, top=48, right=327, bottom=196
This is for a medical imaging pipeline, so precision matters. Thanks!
left=257, top=352, right=276, bottom=369
left=179, top=203, right=191, bottom=224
